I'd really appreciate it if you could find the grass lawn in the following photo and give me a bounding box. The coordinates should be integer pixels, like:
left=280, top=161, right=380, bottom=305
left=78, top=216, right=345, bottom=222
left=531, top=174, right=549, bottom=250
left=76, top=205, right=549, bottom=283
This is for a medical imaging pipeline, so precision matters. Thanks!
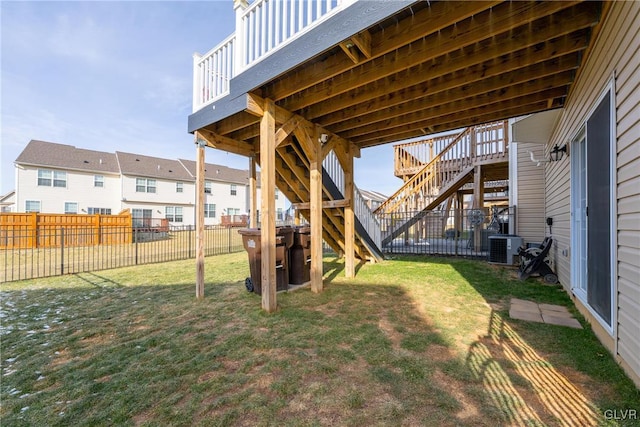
left=1, top=253, right=638, bottom=426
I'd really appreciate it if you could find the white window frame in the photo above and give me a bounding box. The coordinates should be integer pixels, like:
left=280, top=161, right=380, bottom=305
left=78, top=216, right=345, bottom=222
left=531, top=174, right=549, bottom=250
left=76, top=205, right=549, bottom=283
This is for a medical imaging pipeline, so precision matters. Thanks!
left=176, top=182, right=184, bottom=193
left=204, top=181, right=212, bottom=194
left=165, top=206, right=183, bottom=223
left=204, top=203, right=216, bottom=218
left=136, top=178, right=157, bottom=193
left=230, top=184, right=237, bottom=196
left=37, top=169, right=52, bottom=186
left=94, top=175, right=104, bottom=188
left=570, top=78, right=616, bottom=335
left=25, top=200, right=41, bottom=213
left=64, top=202, right=78, bottom=214
left=53, top=171, right=67, bottom=188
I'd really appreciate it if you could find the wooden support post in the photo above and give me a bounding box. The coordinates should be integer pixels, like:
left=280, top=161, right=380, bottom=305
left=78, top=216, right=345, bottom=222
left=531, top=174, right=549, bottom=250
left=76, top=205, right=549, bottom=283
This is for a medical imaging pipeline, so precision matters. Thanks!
left=195, top=136, right=206, bottom=299
left=260, top=99, right=277, bottom=312
left=249, top=156, right=257, bottom=228
left=344, top=145, right=355, bottom=278
left=310, top=126, right=324, bottom=293
left=473, top=165, right=484, bottom=252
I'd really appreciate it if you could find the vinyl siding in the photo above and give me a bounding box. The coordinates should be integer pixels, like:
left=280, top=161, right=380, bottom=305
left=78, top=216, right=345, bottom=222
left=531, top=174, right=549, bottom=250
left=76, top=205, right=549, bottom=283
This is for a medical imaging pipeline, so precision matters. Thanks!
left=16, top=166, right=121, bottom=214
left=515, top=142, right=546, bottom=245
left=544, top=1, right=640, bottom=386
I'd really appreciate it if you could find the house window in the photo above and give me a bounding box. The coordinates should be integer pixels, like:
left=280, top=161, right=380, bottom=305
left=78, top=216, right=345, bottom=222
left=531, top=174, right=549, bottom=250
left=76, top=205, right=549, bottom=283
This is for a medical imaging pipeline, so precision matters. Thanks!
left=38, top=170, right=52, bottom=186
left=136, top=178, right=156, bottom=193
left=64, top=202, right=78, bottom=214
left=227, top=208, right=240, bottom=215
left=275, top=188, right=279, bottom=200
left=25, top=200, right=41, bottom=213
left=204, top=203, right=216, bottom=218
left=165, top=206, right=183, bottom=222
left=94, top=175, right=104, bottom=187
left=176, top=182, right=183, bottom=193
left=53, top=171, right=67, bottom=188
left=88, top=207, right=112, bottom=215
left=230, top=184, right=237, bottom=196
left=204, top=181, right=212, bottom=194
left=277, top=208, right=283, bottom=221
left=37, top=169, right=66, bottom=187
left=132, top=209, right=153, bottom=227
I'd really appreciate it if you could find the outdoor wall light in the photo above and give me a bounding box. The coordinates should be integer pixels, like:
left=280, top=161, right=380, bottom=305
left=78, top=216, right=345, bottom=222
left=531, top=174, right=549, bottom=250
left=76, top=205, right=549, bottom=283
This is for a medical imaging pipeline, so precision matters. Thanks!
left=549, top=144, right=567, bottom=162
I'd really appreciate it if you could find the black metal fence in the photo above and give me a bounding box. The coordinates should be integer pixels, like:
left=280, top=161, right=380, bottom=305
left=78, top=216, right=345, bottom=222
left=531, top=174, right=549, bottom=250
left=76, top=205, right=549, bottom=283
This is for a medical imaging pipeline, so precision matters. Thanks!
left=1, top=225, right=245, bottom=283
left=377, top=206, right=516, bottom=257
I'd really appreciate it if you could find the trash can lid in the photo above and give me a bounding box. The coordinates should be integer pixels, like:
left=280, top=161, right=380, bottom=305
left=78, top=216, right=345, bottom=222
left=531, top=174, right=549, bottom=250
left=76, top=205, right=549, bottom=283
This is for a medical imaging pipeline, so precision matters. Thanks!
left=238, top=228, right=261, bottom=236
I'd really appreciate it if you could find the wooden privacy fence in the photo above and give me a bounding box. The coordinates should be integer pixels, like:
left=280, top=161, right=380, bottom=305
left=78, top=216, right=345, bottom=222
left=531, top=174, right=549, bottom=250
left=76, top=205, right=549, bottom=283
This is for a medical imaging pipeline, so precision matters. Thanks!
left=0, top=211, right=132, bottom=249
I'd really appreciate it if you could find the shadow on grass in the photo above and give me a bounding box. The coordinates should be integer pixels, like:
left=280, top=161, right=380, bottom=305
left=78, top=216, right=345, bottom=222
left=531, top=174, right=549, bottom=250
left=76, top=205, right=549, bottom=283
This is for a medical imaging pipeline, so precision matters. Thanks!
left=380, top=255, right=640, bottom=426
left=1, top=254, right=638, bottom=426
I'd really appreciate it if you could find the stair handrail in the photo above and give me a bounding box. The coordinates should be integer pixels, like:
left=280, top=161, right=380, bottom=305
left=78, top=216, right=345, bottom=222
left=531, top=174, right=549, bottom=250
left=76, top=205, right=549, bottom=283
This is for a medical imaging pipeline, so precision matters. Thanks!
left=323, top=150, right=382, bottom=250
left=374, top=121, right=508, bottom=216
left=393, top=132, right=461, bottom=178
left=374, top=127, right=474, bottom=216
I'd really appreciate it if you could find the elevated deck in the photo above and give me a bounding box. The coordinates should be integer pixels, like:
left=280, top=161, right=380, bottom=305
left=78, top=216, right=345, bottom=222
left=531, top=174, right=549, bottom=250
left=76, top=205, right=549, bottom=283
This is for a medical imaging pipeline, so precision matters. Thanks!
left=187, top=0, right=605, bottom=310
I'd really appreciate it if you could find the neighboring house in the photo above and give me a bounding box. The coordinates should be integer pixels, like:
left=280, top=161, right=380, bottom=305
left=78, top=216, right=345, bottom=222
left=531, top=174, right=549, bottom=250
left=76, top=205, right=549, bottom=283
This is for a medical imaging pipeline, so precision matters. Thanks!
left=510, top=1, right=640, bottom=387
left=12, top=140, right=287, bottom=226
left=0, top=191, right=15, bottom=212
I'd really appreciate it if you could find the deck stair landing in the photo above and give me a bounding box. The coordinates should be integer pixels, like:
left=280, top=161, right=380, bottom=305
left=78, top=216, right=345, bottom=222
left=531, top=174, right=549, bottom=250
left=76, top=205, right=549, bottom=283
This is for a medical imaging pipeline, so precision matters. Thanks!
left=374, top=121, right=509, bottom=246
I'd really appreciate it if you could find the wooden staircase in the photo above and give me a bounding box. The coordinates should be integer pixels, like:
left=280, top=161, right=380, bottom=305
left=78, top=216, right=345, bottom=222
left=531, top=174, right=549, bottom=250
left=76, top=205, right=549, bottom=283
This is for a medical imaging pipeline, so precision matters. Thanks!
left=374, top=121, right=509, bottom=246
left=272, top=136, right=383, bottom=261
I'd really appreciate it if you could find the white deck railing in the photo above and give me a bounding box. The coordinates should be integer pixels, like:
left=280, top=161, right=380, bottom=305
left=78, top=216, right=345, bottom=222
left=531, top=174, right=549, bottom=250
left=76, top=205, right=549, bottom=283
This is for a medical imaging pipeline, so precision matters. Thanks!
left=193, top=0, right=348, bottom=112
left=323, top=150, right=382, bottom=252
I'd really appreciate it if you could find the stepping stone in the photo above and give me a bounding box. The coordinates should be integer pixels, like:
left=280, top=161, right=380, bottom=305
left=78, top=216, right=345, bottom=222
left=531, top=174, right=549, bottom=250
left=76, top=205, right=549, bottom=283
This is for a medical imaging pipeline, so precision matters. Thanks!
left=541, top=313, right=583, bottom=329
left=509, top=298, right=582, bottom=328
left=539, top=303, right=570, bottom=314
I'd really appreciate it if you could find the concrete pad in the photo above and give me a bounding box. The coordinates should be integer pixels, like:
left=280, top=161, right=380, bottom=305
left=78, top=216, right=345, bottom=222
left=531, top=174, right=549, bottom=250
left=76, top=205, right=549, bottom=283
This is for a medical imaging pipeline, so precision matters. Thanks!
left=511, top=298, right=538, bottom=307
left=510, top=302, right=542, bottom=314
left=510, top=308, right=544, bottom=323
left=541, top=313, right=583, bottom=329
left=539, top=304, right=570, bottom=314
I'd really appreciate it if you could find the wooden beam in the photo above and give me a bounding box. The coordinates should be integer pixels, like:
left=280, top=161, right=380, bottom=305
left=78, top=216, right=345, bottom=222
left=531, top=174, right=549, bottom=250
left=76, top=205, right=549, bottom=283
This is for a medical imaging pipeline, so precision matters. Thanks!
left=249, top=156, right=257, bottom=228
left=197, top=128, right=256, bottom=157
left=340, top=75, right=574, bottom=139
left=351, top=30, right=372, bottom=59
left=246, top=93, right=264, bottom=117
left=275, top=116, right=301, bottom=148
left=352, top=88, right=568, bottom=145
left=357, top=99, right=564, bottom=147
left=305, top=12, right=594, bottom=121
left=327, top=54, right=582, bottom=133
left=260, top=99, right=277, bottom=312
left=309, top=125, right=323, bottom=293
left=344, top=145, right=355, bottom=278
left=292, top=199, right=350, bottom=210
left=339, top=40, right=360, bottom=64
left=262, top=1, right=501, bottom=101
left=195, top=136, right=206, bottom=299
left=279, top=1, right=583, bottom=112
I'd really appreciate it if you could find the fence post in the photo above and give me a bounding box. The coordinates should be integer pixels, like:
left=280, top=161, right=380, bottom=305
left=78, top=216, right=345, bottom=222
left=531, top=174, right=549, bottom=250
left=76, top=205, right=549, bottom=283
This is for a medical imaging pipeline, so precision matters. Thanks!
left=135, top=228, right=139, bottom=265
left=228, top=226, right=232, bottom=253
left=188, top=225, right=192, bottom=259
left=60, top=227, right=65, bottom=275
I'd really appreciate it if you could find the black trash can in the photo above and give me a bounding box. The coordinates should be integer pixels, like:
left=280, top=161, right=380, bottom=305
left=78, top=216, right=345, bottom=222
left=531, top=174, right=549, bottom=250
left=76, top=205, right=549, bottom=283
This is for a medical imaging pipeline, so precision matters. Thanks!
left=238, top=227, right=294, bottom=295
left=290, top=226, right=311, bottom=285
left=276, top=226, right=294, bottom=291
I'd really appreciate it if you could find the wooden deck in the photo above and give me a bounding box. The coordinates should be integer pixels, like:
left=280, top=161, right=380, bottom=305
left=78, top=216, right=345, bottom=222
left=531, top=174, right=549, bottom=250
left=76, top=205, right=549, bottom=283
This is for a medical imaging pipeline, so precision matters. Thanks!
left=187, top=0, right=606, bottom=309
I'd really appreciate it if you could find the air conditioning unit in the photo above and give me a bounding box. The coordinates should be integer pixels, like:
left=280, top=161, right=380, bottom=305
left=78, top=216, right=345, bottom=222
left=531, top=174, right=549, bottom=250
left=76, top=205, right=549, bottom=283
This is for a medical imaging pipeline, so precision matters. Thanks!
left=488, top=235, right=523, bottom=265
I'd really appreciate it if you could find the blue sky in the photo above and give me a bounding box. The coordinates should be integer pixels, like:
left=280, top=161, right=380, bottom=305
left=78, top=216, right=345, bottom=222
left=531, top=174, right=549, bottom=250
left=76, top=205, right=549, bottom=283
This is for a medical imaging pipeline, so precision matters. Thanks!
left=1, top=1, right=400, bottom=198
